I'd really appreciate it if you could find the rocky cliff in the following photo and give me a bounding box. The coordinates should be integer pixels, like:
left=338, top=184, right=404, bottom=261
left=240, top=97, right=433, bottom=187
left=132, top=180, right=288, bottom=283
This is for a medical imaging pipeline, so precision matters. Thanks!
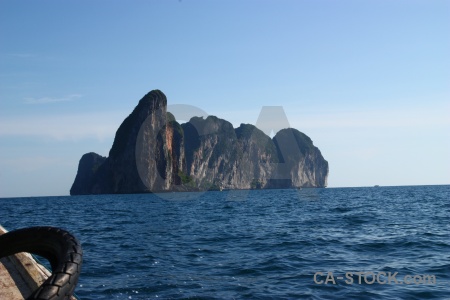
left=70, top=90, right=328, bottom=195
left=70, top=152, right=106, bottom=195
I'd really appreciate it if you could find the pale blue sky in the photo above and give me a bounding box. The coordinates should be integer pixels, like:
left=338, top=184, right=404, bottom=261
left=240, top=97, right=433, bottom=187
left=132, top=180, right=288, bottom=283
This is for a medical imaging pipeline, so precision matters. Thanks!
left=1, top=0, right=449, bottom=197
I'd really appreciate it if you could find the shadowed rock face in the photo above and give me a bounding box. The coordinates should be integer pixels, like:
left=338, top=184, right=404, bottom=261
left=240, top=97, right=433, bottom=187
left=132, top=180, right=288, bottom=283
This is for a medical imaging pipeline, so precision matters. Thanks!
left=70, top=90, right=328, bottom=195
left=270, top=128, right=328, bottom=188
left=70, top=152, right=106, bottom=195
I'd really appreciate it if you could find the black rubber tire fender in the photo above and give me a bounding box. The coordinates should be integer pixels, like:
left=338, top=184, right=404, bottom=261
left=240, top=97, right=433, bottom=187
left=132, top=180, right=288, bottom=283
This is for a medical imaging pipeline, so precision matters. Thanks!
left=0, top=226, right=83, bottom=300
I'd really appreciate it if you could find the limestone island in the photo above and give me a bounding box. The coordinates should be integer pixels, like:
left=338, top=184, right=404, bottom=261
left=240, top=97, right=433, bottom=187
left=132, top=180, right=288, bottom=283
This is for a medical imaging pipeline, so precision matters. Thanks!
left=70, top=90, right=328, bottom=195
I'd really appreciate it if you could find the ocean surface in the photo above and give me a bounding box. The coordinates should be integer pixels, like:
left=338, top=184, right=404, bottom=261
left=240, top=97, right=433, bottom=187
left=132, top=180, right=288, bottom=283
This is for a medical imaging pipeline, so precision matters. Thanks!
left=1, top=185, right=449, bottom=299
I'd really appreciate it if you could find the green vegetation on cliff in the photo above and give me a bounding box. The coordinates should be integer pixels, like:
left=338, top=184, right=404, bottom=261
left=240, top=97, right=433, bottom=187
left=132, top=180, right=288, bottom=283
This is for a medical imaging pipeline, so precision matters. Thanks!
left=71, top=89, right=328, bottom=195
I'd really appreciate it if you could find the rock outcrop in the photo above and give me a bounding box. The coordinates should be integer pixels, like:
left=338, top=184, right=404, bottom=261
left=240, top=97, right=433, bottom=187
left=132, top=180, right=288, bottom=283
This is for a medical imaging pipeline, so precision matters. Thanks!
left=70, top=90, right=328, bottom=195
left=70, top=152, right=106, bottom=195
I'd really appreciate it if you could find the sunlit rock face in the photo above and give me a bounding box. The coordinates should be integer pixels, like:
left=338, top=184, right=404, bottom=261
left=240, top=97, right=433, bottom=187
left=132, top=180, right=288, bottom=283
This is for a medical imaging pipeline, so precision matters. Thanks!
left=70, top=90, right=328, bottom=195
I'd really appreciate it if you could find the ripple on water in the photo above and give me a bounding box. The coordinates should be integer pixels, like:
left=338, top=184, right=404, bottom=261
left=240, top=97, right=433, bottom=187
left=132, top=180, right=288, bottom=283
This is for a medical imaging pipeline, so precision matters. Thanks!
left=0, top=185, right=449, bottom=299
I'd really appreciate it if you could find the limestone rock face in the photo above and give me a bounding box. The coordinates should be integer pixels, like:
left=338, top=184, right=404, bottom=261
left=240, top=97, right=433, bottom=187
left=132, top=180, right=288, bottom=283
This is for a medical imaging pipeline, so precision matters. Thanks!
left=270, top=128, right=328, bottom=188
left=109, top=90, right=168, bottom=193
left=182, top=120, right=279, bottom=190
left=70, top=152, right=106, bottom=195
left=70, top=90, right=328, bottom=195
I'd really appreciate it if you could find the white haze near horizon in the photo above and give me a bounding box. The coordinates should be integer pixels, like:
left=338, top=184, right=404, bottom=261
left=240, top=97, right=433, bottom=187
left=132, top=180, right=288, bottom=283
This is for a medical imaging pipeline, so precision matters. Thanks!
left=0, top=100, right=448, bottom=197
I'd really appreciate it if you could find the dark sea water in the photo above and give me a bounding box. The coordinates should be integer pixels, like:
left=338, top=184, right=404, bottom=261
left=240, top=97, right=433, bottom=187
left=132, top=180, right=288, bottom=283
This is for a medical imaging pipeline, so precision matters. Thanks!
left=1, top=185, right=449, bottom=299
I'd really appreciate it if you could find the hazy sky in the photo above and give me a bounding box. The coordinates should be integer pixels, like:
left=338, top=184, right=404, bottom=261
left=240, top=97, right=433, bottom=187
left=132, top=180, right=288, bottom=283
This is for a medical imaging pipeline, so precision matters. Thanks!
left=1, top=0, right=449, bottom=197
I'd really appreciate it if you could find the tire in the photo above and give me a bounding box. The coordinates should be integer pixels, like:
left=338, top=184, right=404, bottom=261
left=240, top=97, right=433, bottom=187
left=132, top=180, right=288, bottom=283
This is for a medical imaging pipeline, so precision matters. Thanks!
left=0, top=226, right=82, bottom=300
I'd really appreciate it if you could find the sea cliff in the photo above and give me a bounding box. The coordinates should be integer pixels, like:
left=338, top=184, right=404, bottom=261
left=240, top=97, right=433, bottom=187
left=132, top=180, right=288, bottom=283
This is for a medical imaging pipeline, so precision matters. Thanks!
left=70, top=90, right=328, bottom=195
